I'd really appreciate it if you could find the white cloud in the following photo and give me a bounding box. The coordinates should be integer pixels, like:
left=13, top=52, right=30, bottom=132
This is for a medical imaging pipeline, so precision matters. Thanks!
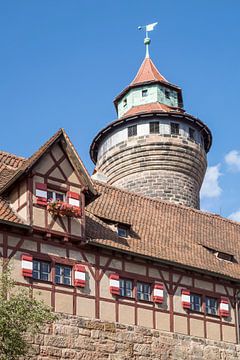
left=228, top=210, right=240, bottom=222
left=225, top=150, right=240, bottom=172
left=200, top=164, right=222, bottom=198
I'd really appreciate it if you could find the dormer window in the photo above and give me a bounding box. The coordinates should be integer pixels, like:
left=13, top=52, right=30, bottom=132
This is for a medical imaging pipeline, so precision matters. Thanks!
left=123, top=98, right=127, bottom=107
left=165, top=89, right=171, bottom=99
left=216, top=252, right=234, bottom=262
left=142, top=89, right=148, bottom=97
left=117, top=226, right=128, bottom=238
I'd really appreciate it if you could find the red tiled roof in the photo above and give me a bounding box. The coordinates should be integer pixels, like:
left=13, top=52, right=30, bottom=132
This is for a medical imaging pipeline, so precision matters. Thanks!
left=131, top=57, right=168, bottom=86
left=86, top=181, right=240, bottom=281
left=0, top=151, right=25, bottom=171
left=122, top=102, right=184, bottom=118
left=0, top=197, right=26, bottom=225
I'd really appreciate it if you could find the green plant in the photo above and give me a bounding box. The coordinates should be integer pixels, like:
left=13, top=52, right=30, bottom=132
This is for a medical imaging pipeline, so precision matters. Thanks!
left=0, top=260, right=55, bottom=359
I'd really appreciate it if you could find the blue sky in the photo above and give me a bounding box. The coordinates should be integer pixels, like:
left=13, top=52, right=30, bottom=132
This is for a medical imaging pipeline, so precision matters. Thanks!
left=0, top=1, right=240, bottom=219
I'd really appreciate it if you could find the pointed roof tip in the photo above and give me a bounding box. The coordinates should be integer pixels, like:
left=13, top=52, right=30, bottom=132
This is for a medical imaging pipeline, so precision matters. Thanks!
left=131, top=57, right=169, bottom=86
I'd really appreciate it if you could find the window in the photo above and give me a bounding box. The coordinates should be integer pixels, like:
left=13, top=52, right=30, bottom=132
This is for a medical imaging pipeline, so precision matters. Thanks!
left=190, top=293, right=202, bottom=312
left=137, top=282, right=151, bottom=301
left=128, top=125, right=137, bottom=138
left=165, top=89, right=171, bottom=99
left=206, top=297, right=218, bottom=315
left=123, top=98, right=127, bottom=107
left=119, top=279, right=133, bottom=297
left=117, top=226, right=128, bottom=237
left=170, top=122, right=179, bottom=135
left=55, top=264, right=72, bottom=285
left=142, top=89, right=148, bottom=97
left=189, top=128, right=195, bottom=140
left=47, top=190, right=65, bottom=202
left=149, top=121, right=159, bottom=134
left=217, top=252, right=234, bottom=262
left=33, top=260, right=51, bottom=281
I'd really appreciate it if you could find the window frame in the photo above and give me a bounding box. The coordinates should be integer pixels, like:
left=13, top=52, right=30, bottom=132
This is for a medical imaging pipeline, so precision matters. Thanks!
left=128, top=125, right=137, bottom=138
left=55, top=264, right=72, bottom=286
left=117, top=226, right=128, bottom=238
left=47, top=190, right=65, bottom=203
left=119, top=278, right=133, bottom=298
left=32, top=260, right=51, bottom=282
left=189, top=127, right=195, bottom=140
left=205, top=296, right=218, bottom=316
left=170, top=122, right=180, bottom=135
left=149, top=121, right=160, bottom=134
left=137, top=281, right=151, bottom=302
left=190, top=293, right=202, bottom=313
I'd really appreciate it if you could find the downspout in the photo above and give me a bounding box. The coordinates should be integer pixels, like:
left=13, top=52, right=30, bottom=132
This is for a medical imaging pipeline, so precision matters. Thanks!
left=235, top=289, right=240, bottom=344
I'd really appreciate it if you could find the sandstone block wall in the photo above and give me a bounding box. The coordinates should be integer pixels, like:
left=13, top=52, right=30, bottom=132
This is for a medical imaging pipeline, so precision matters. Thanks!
left=96, top=135, right=207, bottom=209
left=27, top=315, right=240, bottom=360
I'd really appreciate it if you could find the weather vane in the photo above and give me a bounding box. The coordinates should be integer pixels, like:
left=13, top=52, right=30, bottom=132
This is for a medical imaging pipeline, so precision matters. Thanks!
left=138, top=22, right=158, bottom=58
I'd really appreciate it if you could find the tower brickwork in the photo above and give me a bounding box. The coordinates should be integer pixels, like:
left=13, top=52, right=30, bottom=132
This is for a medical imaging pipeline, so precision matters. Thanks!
left=90, top=44, right=212, bottom=209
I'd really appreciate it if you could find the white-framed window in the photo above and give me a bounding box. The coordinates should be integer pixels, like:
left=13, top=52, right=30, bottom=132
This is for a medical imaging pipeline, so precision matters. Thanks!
left=55, top=264, right=72, bottom=286
left=205, top=297, right=218, bottom=315
left=149, top=121, right=159, bottom=134
left=190, top=293, right=202, bottom=312
left=128, top=125, right=137, bottom=138
left=47, top=190, right=65, bottom=202
left=137, top=282, right=151, bottom=301
left=119, top=279, right=133, bottom=297
left=33, top=260, right=51, bottom=281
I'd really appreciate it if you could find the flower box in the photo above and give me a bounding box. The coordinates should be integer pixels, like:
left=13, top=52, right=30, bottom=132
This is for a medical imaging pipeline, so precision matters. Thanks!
left=47, top=201, right=81, bottom=218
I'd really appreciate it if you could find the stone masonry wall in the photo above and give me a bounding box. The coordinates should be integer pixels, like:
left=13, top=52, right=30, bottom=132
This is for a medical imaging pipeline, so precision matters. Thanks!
left=96, top=135, right=207, bottom=209
left=27, top=315, right=240, bottom=360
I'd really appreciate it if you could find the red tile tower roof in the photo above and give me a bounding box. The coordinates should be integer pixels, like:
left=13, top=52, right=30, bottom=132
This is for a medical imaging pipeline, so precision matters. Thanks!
left=131, top=57, right=169, bottom=85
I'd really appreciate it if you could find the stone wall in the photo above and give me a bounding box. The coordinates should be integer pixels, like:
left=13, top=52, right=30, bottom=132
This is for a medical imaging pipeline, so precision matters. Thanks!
left=27, top=315, right=240, bottom=359
left=96, top=135, right=207, bottom=209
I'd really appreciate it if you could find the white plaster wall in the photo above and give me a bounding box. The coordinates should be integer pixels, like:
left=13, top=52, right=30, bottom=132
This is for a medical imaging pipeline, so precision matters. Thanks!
left=98, top=118, right=203, bottom=160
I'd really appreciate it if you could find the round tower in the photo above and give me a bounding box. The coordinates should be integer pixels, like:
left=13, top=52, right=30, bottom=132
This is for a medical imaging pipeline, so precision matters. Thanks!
left=90, top=32, right=212, bottom=209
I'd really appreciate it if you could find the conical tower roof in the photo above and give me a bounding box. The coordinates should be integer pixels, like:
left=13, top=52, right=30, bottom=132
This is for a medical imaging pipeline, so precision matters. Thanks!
left=131, top=57, right=168, bottom=85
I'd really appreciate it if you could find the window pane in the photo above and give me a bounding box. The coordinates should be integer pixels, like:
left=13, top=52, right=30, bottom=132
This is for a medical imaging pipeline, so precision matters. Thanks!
left=150, top=122, right=159, bottom=134
left=63, top=277, right=71, bottom=286
left=206, top=297, right=217, bottom=315
left=64, top=267, right=71, bottom=277
left=33, top=261, right=40, bottom=271
left=128, top=125, right=137, bottom=138
left=55, top=265, right=61, bottom=276
left=190, top=294, right=202, bottom=312
left=55, top=275, right=61, bottom=284
left=47, top=191, right=53, bottom=201
left=32, top=271, right=39, bottom=280
left=137, top=282, right=150, bottom=301
left=170, top=123, right=179, bottom=135
left=56, top=193, right=64, bottom=201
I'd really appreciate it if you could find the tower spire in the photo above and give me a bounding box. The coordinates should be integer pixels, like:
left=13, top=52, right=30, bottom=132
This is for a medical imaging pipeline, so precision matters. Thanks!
left=138, top=22, right=158, bottom=58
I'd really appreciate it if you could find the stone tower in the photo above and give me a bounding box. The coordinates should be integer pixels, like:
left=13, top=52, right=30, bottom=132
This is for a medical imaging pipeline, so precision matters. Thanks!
left=90, top=33, right=212, bottom=209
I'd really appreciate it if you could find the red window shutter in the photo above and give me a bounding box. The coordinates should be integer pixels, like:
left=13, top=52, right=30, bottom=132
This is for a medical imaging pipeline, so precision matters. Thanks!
left=35, top=183, right=47, bottom=206
left=109, top=273, right=120, bottom=295
left=74, top=264, right=86, bottom=287
left=21, top=254, right=33, bottom=277
left=219, top=297, right=230, bottom=317
left=153, top=283, right=164, bottom=303
left=67, top=191, right=80, bottom=207
left=181, top=289, right=191, bottom=309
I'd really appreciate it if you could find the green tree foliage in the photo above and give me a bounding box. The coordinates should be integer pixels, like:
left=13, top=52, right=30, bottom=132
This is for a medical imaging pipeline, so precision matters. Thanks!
left=0, top=261, right=55, bottom=359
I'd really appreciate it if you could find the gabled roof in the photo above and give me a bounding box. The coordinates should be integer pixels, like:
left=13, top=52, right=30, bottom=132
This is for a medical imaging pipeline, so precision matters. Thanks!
left=131, top=57, right=168, bottom=85
left=86, top=181, right=240, bottom=282
left=0, top=129, right=97, bottom=199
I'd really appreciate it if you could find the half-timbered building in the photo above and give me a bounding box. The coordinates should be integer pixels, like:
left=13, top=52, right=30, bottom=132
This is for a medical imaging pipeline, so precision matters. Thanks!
left=1, top=37, right=240, bottom=346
